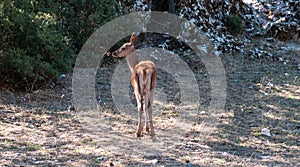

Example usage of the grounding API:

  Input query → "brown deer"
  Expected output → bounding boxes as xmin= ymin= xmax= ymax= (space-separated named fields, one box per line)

xmin=107 ymin=33 xmax=157 ymax=138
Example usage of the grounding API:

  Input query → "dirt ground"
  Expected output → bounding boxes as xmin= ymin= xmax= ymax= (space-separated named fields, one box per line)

xmin=0 ymin=39 xmax=299 ymax=166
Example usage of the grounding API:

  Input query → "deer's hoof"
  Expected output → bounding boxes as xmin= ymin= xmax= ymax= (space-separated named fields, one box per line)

xmin=150 ymin=133 xmax=155 ymax=138
xmin=136 ymin=132 xmax=142 ymax=137
xmin=145 ymin=127 xmax=150 ymax=133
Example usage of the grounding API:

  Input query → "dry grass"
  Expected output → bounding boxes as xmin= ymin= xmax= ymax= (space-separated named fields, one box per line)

xmin=0 ymin=41 xmax=299 ymax=166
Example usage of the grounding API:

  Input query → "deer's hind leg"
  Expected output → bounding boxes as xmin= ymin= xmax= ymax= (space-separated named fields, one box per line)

xmin=136 ymin=101 xmax=143 ymax=137
xmin=145 ymin=70 xmax=155 ymax=137
xmin=148 ymin=89 xmax=155 ymax=138
xmin=135 ymin=90 xmax=143 ymax=137
xmin=144 ymin=93 xmax=150 ymax=134
xmin=132 ymin=73 xmax=143 ymax=137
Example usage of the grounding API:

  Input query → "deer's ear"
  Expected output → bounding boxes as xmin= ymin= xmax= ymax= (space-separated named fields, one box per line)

xmin=130 ymin=33 xmax=136 ymax=44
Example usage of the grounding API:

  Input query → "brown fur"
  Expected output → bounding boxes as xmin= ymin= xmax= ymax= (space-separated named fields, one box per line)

xmin=110 ymin=33 xmax=157 ymax=138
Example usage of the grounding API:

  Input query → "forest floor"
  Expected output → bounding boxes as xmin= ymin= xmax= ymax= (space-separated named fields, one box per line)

xmin=0 ymin=38 xmax=299 ymax=166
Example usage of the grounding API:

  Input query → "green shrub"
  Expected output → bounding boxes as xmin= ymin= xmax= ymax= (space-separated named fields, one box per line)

xmin=225 ymin=15 xmax=243 ymax=35
xmin=0 ymin=0 xmax=118 ymax=91
xmin=0 ymin=0 xmax=74 ymax=91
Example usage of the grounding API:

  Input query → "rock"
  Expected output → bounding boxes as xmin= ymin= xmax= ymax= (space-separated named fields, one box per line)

xmin=147 ymin=159 xmax=159 ymax=164
xmin=97 ymin=156 xmax=105 ymax=161
xmin=266 ymin=22 xmax=300 ymax=41
xmin=178 ymin=0 xmax=299 ymax=57
xmin=198 ymin=110 xmax=207 ymax=115
xmin=261 ymin=128 xmax=271 ymax=136
xmin=126 ymin=0 xmax=299 ymax=58
xmin=67 ymin=105 xmax=76 ymax=112
xmin=260 ymin=155 xmax=270 ymax=159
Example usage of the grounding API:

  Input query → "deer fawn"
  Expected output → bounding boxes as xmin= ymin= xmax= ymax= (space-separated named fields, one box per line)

xmin=107 ymin=33 xmax=157 ymax=138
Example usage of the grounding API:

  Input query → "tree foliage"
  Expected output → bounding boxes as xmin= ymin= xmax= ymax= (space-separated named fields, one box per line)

xmin=0 ymin=0 xmax=117 ymax=91
xmin=225 ymin=15 xmax=243 ymax=36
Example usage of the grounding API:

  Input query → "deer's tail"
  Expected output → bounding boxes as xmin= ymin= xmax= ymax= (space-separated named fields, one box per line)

xmin=134 ymin=68 xmax=156 ymax=111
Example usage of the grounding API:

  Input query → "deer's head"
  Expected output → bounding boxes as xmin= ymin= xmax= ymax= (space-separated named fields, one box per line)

xmin=110 ymin=33 xmax=136 ymax=58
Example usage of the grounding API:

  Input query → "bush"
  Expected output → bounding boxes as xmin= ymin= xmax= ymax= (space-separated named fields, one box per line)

xmin=225 ymin=15 xmax=243 ymax=35
xmin=0 ymin=0 xmax=118 ymax=91
xmin=0 ymin=0 xmax=74 ymax=91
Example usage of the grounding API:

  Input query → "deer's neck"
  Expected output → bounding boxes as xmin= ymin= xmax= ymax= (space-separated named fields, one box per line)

xmin=125 ymin=52 xmax=138 ymax=73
